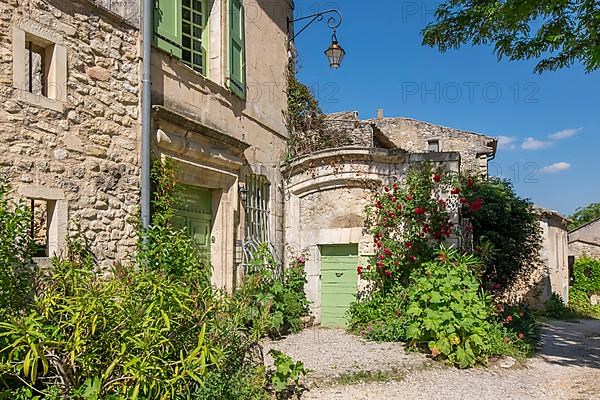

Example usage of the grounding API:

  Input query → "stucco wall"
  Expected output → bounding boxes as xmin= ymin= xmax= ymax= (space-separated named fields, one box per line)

xmin=0 ymin=0 xmax=140 ymax=268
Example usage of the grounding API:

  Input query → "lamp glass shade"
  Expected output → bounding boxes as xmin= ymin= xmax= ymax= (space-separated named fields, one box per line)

xmin=325 ymin=41 xmax=345 ymax=69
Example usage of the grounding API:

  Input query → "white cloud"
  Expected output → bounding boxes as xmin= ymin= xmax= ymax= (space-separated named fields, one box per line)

xmin=548 ymin=127 xmax=582 ymax=140
xmin=522 ymin=137 xmax=552 ymax=150
xmin=497 ymin=136 xmax=517 ymax=150
xmin=540 ymin=162 xmax=571 ymax=174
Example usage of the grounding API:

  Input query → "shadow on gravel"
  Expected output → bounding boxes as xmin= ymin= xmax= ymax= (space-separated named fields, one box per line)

xmin=537 ymin=319 xmax=600 ymax=369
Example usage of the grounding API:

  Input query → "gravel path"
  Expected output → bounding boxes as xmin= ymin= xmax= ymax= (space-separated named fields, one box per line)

xmin=264 ymin=319 xmax=600 ymax=400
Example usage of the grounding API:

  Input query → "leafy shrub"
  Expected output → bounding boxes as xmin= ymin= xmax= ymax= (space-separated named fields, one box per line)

xmin=403 ymin=247 xmax=496 ymax=368
xmin=362 ymin=164 xmax=461 ymax=289
xmin=267 ymin=349 xmax=307 ymax=399
xmin=459 ymin=176 xmax=543 ymax=295
xmin=239 ymin=245 xmax=310 ymax=337
xmin=572 ymin=257 xmax=600 ymax=295
xmin=0 ymin=164 xmax=308 ymax=399
xmin=347 ymin=286 xmax=407 ymax=342
xmin=0 ymin=179 xmax=35 ymax=316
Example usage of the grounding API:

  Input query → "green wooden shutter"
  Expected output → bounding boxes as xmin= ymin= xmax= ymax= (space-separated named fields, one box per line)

xmin=228 ymin=0 xmax=246 ymax=98
xmin=154 ymin=0 xmax=183 ymax=58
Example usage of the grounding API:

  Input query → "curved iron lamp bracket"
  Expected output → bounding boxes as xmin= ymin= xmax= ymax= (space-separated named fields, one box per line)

xmin=287 ymin=9 xmax=342 ymax=42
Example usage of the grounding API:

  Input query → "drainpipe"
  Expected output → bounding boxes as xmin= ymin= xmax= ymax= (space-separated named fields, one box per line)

xmin=140 ymin=0 xmax=153 ymax=229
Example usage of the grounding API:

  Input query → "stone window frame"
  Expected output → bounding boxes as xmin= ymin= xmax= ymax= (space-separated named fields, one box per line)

xmin=427 ymin=138 xmax=441 ymax=152
xmin=18 ymin=185 xmax=68 ymax=262
xmin=12 ymin=19 xmax=67 ymax=113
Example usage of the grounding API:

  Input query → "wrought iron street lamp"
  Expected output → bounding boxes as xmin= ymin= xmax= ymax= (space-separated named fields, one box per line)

xmin=287 ymin=9 xmax=346 ymax=69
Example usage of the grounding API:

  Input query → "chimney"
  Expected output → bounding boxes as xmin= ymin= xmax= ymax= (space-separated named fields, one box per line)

xmin=377 ymin=109 xmax=384 ymax=119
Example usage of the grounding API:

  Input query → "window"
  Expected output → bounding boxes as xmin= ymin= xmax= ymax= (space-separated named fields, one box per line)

xmin=29 ymin=199 xmax=52 ymax=257
xmin=428 ymin=139 xmax=440 ymax=152
xmin=244 ymin=175 xmax=270 ymax=243
xmin=228 ymin=0 xmax=246 ymax=98
xmin=20 ymin=186 xmax=67 ymax=260
xmin=25 ymin=41 xmax=46 ymax=96
xmin=154 ymin=0 xmax=208 ymax=75
xmin=12 ymin=20 xmax=67 ymax=111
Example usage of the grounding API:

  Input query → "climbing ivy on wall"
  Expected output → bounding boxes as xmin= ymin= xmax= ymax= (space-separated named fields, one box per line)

xmin=285 ymin=60 xmax=352 ymax=160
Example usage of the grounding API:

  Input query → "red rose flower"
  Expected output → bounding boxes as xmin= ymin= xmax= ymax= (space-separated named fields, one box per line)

xmin=438 ymin=199 xmax=447 ymax=207
xmin=469 ymin=198 xmax=483 ymax=212
xmin=414 ymin=207 xmax=426 ymax=215
xmin=505 ymin=315 xmax=513 ymax=323
xmin=433 ymin=174 xmax=442 ymax=182
xmin=394 ymin=260 xmax=399 ymax=266
xmin=405 ymin=241 xmax=413 ymax=249
xmin=384 ymin=186 xmax=389 ymax=192
xmin=467 ymin=178 xmax=474 ymax=188
xmin=451 ymin=188 xmax=460 ymax=195
xmin=518 ymin=332 xmax=525 ymax=339
xmin=459 ymin=197 xmax=468 ymax=204
xmin=378 ymin=255 xmax=385 ymax=261
xmin=405 ymin=193 xmax=414 ymax=201
xmin=383 ymin=248 xmax=392 ymax=256
xmin=376 ymin=241 xmax=382 ymax=249
xmin=392 ymin=183 xmax=398 ymax=189
xmin=357 ymin=266 xmax=363 ymax=275
xmin=410 ymin=255 xmax=417 ymax=262
xmin=384 ymin=270 xmax=392 ymax=278
xmin=397 ymin=204 xmax=402 ymax=210
xmin=376 ymin=262 xmax=383 ymax=268
xmin=375 ymin=201 xmax=382 ymax=209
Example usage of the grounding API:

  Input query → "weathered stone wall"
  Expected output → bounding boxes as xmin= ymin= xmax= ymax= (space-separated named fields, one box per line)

xmin=569 ymin=241 xmax=600 ymax=260
xmin=369 ymin=117 xmax=496 ymax=176
xmin=0 ymin=0 xmax=141 ymax=268
xmin=569 ymin=219 xmax=600 ymax=260
xmin=324 ymin=112 xmax=373 ymax=147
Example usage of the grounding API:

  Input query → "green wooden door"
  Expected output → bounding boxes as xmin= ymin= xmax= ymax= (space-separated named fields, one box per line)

xmin=174 ymin=185 xmax=212 ymax=258
xmin=320 ymin=244 xmax=359 ymax=327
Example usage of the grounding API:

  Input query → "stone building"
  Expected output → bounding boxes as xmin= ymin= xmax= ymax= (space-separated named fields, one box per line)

xmin=0 ymin=0 xmax=141 ymax=268
xmin=1 ymin=0 xmax=292 ymax=286
xmin=569 ymin=217 xmax=600 ymax=261
xmin=322 ymin=111 xmax=498 ymax=177
xmin=283 ymin=136 xmax=462 ymax=326
xmin=151 ymin=0 xmax=292 ymax=290
xmin=507 ymin=207 xmax=570 ymax=307
xmin=369 ymin=114 xmax=497 ymax=176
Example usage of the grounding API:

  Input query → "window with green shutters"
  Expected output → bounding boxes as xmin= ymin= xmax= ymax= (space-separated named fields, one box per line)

xmin=228 ymin=0 xmax=246 ymax=98
xmin=154 ymin=0 xmax=207 ymax=75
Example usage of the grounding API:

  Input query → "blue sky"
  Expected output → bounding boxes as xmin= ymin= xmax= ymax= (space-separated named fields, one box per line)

xmin=292 ymin=1 xmax=600 ymax=215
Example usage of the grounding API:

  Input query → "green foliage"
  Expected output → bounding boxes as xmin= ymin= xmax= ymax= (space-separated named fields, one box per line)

xmin=568 ymin=202 xmax=600 ymax=231
xmin=459 ymin=176 xmax=543 ymax=295
xmin=267 ymin=350 xmax=307 ymax=399
xmin=572 ymin=257 xmax=600 ymax=295
xmin=0 ymin=179 xmax=36 ymax=316
xmin=363 ymin=164 xmax=460 ymax=288
xmin=422 ymin=0 xmax=600 ymax=73
xmin=0 ymin=168 xmax=309 ymax=398
xmin=403 ymin=247 xmax=496 ymax=368
xmin=239 ymin=245 xmax=310 ymax=338
xmin=137 ymin=159 xmax=211 ymax=282
xmin=347 ymin=286 xmax=407 ymax=342
xmin=285 ymin=61 xmax=352 ymax=160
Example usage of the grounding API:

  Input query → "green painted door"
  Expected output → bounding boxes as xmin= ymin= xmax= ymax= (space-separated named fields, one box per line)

xmin=320 ymin=244 xmax=359 ymax=327
xmin=174 ymin=185 xmax=212 ymax=258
